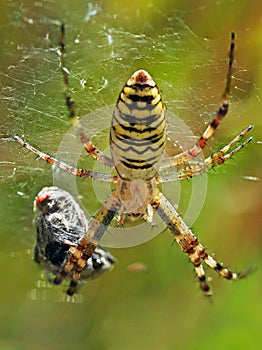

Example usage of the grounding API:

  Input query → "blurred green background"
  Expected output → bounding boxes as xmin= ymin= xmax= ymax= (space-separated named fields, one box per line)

xmin=0 ymin=1 xmax=261 ymax=349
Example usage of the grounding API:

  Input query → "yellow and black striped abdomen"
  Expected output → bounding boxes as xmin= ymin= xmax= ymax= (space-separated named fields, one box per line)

xmin=110 ymin=70 xmax=166 ymax=180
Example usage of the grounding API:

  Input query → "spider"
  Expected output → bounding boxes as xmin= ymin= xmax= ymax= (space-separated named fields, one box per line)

xmin=34 ymin=186 xmax=115 ymax=295
xmin=14 ymin=24 xmax=253 ymax=296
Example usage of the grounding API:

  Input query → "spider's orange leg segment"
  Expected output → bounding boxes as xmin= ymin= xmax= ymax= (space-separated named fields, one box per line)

xmin=152 ymin=190 xmax=250 ymax=296
xmin=160 ymin=125 xmax=253 ymax=182
xmin=59 ymin=23 xmax=115 ymax=169
xmin=54 ymin=191 xmax=121 ymax=295
xmin=13 ymin=134 xmax=117 ymax=183
xmin=161 ymin=32 xmax=236 ymax=170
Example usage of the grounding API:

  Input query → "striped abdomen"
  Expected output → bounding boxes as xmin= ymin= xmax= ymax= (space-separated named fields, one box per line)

xmin=110 ymin=70 xmax=166 ymax=181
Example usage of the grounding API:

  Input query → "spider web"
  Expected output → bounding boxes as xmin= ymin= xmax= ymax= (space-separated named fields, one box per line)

xmin=0 ymin=1 xmax=258 ymax=250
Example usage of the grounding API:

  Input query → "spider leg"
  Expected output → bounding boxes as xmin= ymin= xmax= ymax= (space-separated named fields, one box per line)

xmin=13 ymin=134 xmax=117 ymax=183
xmin=152 ymin=190 xmax=250 ymax=296
xmin=54 ymin=191 xmax=121 ymax=295
xmin=59 ymin=23 xmax=114 ymax=169
xmin=160 ymin=125 xmax=253 ymax=182
xmin=161 ymin=33 xmax=236 ymax=170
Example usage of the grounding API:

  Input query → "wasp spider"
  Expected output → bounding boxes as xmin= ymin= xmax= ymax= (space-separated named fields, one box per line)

xmin=14 ymin=25 xmax=253 ymax=296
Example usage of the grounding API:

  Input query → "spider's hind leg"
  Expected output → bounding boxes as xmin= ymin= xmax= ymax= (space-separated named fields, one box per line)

xmin=54 ymin=191 xmax=121 ymax=295
xmin=67 ymin=280 xmax=79 ymax=296
xmin=152 ymin=190 xmax=250 ymax=296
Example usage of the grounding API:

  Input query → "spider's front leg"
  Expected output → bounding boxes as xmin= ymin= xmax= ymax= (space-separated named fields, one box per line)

xmin=161 ymin=32 xmax=236 ymax=171
xmin=59 ymin=23 xmax=114 ymax=169
xmin=54 ymin=190 xmax=121 ymax=296
xmin=151 ymin=190 xmax=249 ymax=296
